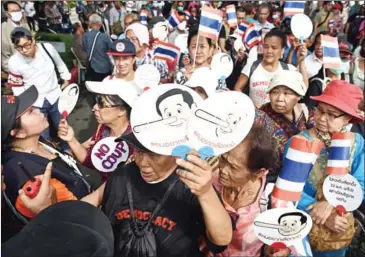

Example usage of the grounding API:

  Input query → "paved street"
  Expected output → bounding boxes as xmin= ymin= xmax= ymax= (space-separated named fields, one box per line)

xmin=68 ymin=90 xmax=97 ymax=142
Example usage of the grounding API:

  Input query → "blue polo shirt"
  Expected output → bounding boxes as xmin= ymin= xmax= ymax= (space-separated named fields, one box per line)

xmin=82 ymin=29 xmax=113 ymax=74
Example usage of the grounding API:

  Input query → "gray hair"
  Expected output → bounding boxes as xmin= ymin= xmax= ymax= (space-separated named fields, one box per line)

xmin=89 ymin=14 xmax=102 ymax=25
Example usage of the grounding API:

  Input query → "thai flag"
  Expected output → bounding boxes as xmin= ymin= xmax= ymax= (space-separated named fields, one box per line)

xmin=226 ymin=4 xmax=237 ymax=28
xmin=321 ymin=35 xmax=342 ymax=69
xmin=168 ymin=10 xmax=184 ymax=28
xmin=234 ymin=21 xmax=252 ymax=37
xmin=328 ymin=19 xmax=335 ymax=27
xmin=326 ymin=133 xmax=353 ymax=175
xmin=283 ymin=1 xmax=305 ymax=17
xmin=153 ymin=41 xmax=180 ymax=62
xmin=272 ymin=137 xmax=323 ymax=201
xmin=140 ymin=10 xmax=148 ymax=25
xmin=199 ymin=6 xmax=224 ymax=40
xmin=243 ymin=26 xmax=261 ymax=49
xmin=184 ymin=10 xmax=191 ymax=19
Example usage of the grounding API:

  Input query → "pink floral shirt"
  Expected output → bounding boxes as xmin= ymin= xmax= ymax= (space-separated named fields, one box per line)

xmin=212 ymin=176 xmax=266 ymax=257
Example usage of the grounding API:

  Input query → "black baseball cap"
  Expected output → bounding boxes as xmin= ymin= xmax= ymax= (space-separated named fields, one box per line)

xmin=1 ymin=85 xmax=38 ymax=141
xmin=107 ymin=39 xmax=136 ymax=56
xmin=2 ymin=201 xmax=114 ymax=257
xmin=115 ymin=132 xmax=152 ymax=153
xmin=147 ymin=16 xmax=165 ymax=29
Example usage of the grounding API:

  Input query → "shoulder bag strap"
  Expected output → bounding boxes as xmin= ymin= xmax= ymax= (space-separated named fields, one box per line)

xmin=145 ymin=178 xmax=178 ymax=228
xmin=126 ymin=174 xmax=136 ymax=221
xmin=317 ymin=11 xmax=331 ymax=28
xmin=41 ymin=43 xmax=60 ymax=80
xmin=88 ymin=32 xmax=101 ymax=62
xmin=125 ymin=172 xmax=179 ymax=229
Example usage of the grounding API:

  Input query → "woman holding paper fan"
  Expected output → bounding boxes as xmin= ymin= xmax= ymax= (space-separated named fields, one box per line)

xmin=1 ymin=86 xmax=101 ymax=228
xmin=283 ymin=80 xmax=364 ymax=257
xmin=58 ymin=80 xmax=137 ymax=182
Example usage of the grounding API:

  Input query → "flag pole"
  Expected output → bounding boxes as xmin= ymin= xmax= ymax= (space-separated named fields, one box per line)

xmin=192 ymin=33 xmax=200 ymax=69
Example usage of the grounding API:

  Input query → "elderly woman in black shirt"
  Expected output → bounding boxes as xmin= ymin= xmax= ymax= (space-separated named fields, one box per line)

xmin=83 ymin=132 xmax=233 ymax=257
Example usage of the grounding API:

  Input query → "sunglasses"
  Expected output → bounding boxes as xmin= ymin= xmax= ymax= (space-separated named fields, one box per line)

xmin=93 ymin=95 xmax=120 ymax=109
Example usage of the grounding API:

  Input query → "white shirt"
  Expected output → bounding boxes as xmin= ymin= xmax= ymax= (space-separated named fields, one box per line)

xmin=353 ymin=57 xmax=364 ymax=90
xmin=23 ymin=2 xmax=36 ymax=17
xmin=256 ymin=21 xmax=275 ymax=31
xmin=304 ymin=53 xmax=323 ymax=79
xmin=8 ymin=43 xmax=71 ymax=107
xmin=242 ymin=61 xmax=296 ymax=107
xmin=109 ymin=7 xmax=126 ymax=30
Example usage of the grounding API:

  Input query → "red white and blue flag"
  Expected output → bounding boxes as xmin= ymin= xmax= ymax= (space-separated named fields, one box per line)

xmin=326 ymin=133 xmax=353 ymax=175
xmin=226 ymin=5 xmax=237 ymax=28
xmin=283 ymin=1 xmax=305 ymax=17
xmin=153 ymin=41 xmax=180 ymax=62
xmin=328 ymin=19 xmax=335 ymax=27
xmin=198 ymin=6 xmax=223 ymax=40
xmin=235 ymin=21 xmax=252 ymax=37
xmin=321 ymin=35 xmax=342 ymax=69
xmin=272 ymin=137 xmax=323 ymax=201
xmin=168 ymin=10 xmax=184 ymax=28
xmin=140 ymin=10 xmax=148 ymax=25
xmin=184 ymin=10 xmax=191 ymax=19
xmin=243 ymin=26 xmax=261 ymax=49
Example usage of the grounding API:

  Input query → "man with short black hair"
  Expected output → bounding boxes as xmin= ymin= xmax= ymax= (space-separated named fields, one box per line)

xmin=236 ymin=6 xmax=246 ymax=25
xmin=1 ymin=1 xmax=29 ymax=72
xmin=7 ymin=27 xmax=71 ymax=149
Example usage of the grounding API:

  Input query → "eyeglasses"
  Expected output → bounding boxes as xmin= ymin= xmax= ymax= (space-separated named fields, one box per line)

xmin=15 ymin=41 xmax=32 ymax=51
xmin=313 ymin=107 xmax=347 ymax=122
xmin=93 ymin=95 xmax=120 ymax=109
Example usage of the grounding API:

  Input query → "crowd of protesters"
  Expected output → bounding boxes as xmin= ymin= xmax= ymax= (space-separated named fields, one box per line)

xmin=1 ymin=1 xmax=365 ymax=257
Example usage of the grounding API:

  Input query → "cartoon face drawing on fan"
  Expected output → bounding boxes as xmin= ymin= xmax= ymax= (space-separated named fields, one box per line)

xmin=132 ymin=88 xmax=197 ymax=134
xmin=217 ymin=112 xmax=242 ymax=136
xmin=194 ymin=108 xmax=242 ymax=138
xmin=277 ymin=212 xmax=308 ymax=236
xmin=156 ymin=88 xmax=196 ymax=127
xmin=254 ymin=212 xmax=308 ymax=237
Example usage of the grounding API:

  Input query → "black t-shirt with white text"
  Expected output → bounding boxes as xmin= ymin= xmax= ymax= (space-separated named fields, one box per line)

xmin=101 ymin=162 xmax=229 ymax=257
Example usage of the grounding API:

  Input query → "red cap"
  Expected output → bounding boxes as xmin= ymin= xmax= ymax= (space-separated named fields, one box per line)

xmin=271 ymin=242 xmax=287 ymax=252
xmin=333 ymin=3 xmax=342 ymax=10
xmin=310 ymin=80 xmax=364 ymax=124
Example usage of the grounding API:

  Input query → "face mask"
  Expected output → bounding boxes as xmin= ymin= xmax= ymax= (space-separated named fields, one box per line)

xmin=177 ymin=6 xmax=184 ymax=12
xmin=341 ymin=60 xmax=350 ymax=73
xmin=10 ymin=11 xmax=22 ymax=22
xmin=272 ymin=14 xmax=279 ymax=19
xmin=329 ymin=67 xmax=344 ymax=75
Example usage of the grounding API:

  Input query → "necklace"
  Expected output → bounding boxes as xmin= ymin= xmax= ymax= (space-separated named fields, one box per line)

xmin=12 ymin=143 xmax=55 ymax=159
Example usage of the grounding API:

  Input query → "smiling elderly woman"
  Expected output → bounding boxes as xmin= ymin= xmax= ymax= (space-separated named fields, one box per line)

xmin=255 ymin=70 xmax=314 ymax=179
xmin=82 ymin=132 xmax=234 ymax=257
